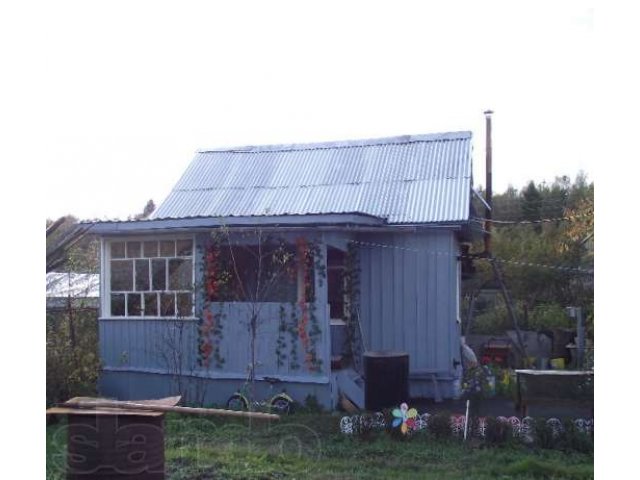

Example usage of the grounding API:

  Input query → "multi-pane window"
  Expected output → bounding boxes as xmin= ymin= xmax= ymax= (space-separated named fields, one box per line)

xmin=108 ymin=239 xmax=194 ymax=317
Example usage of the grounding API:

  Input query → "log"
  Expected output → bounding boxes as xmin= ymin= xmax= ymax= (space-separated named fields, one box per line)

xmin=60 ymin=399 xmax=280 ymax=421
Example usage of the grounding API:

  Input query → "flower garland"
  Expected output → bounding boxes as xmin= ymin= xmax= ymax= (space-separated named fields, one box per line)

xmin=197 ymin=242 xmax=225 ymax=369
xmin=295 ymin=237 xmax=324 ymax=373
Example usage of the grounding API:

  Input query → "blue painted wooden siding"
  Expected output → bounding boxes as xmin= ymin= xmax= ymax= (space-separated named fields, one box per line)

xmin=100 ymin=302 xmax=330 ymax=380
xmin=100 ymin=232 xmax=330 ymax=383
xmin=358 ymin=231 xmax=461 ymax=376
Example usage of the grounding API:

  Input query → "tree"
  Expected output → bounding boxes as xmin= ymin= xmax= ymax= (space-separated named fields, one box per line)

xmin=46 ymin=216 xmax=98 ymax=273
xmin=132 ymin=199 xmax=156 ymax=220
xmin=465 ymin=174 xmax=594 ymax=337
xmin=521 ymin=181 xmax=543 ymax=231
xmin=46 ymin=217 xmax=100 ymax=406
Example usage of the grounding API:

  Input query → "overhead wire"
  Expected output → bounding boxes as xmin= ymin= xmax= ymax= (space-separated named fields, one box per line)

xmin=348 ymin=239 xmax=594 ymax=276
xmin=470 ymin=211 xmax=593 ymax=225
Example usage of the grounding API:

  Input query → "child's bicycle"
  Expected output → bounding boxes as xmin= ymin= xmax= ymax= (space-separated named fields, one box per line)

xmin=226 ymin=374 xmax=294 ymax=414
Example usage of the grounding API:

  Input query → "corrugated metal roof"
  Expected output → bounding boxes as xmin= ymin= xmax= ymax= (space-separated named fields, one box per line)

xmin=151 ymin=131 xmax=473 ymax=225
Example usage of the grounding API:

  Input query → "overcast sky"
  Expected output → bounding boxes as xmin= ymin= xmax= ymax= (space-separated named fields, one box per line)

xmin=32 ymin=0 xmax=594 ymax=220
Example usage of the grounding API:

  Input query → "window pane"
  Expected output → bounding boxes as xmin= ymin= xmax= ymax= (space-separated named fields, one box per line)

xmin=135 ymin=259 xmax=150 ymax=291
xmin=169 ymin=259 xmax=192 ymax=290
xmin=111 ymin=260 xmax=133 ymax=291
xmin=176 ymin=239 xmax=193 ymax=257
xmin=160 ymin=293 xmax=175 ymax=316
xmin=144 ymin=293 xmax=158 ymax=317
xmin=127 ymin=293 xmax=142 ymax=316
xmin=328 ymin=268 xmax=345 ymax=319
xmin=160 ymin=240 xmax=175 ymax=257
xmin=177 ymin=293 xmax=193 ymax=317
xmin=111 ymin=294 xmax=125 ymax=316
xmin=152 ymin=259 xmax=166 ymax=291
xmin=127 ymin=241 xmax=141 ymax=258
xmin=143 ymin=241 xmax=158 ymax=257
xmin=111 ymin=242 xmax=125 ymax=259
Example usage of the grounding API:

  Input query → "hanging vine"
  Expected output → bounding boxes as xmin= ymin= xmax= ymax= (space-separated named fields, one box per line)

xmin=196 ymin=232 xmax=327 ymax=374
xmin=295 ymin=237 xmax=325 ymax=373
xmin=197 ymin=240 xmax=227 ymax=369
xmin=287 ymin=300 xmax=300 ymax=371
xmin=275 ymin=304 xmax=288 ymax=368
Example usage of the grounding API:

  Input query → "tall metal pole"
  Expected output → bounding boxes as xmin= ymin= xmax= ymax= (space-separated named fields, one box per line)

xmin=484 ymin=110 xmax=493 ymax=255
xmin=482 ymin=110 xmax=527 ymax=362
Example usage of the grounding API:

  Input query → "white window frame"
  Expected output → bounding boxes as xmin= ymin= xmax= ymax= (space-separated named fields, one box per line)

xmin=102 ymin=235 xmax=196 ymax=319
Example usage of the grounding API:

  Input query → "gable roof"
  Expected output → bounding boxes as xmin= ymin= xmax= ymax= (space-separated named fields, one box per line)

xmin=151 ymin=131 xmax=473 ymax=225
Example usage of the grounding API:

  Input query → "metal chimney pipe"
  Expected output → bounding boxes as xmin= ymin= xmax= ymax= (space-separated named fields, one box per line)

xmin=484 ymin=110 xmax=493 ymax=255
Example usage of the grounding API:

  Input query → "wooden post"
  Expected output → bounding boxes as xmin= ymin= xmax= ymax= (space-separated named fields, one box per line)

xmin=484 ymin=110 xmax=493 ymax=256
xmin=490 ymin=258 xmax=528 ymax=361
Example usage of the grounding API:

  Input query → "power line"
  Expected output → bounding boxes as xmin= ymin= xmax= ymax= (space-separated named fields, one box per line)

xmin=471 ymin=211 xmax=593 ymax=226
xmin=349 ymin=240 xmax=594 ymax=276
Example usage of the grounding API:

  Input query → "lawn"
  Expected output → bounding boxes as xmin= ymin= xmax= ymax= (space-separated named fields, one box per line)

xmin=46 ymin=412 xmax=593 ymax=479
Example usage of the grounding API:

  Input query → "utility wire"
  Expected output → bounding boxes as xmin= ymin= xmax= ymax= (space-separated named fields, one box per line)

xmin=349 ymin=240 xmax=594 ymax=276
xmin=470 ymin=211 xmax=593 ymax=226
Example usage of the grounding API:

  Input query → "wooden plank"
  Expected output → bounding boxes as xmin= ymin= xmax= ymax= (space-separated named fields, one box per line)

xmin=403 ymin=236 xmax=418 ymax=371
xmin=47 ymin=395 xmax=182 ymax=417
xmin=434 ymin=233 xmax=449 ymax=371
xmin=392 ymin=238 xmax=403 ymax=351
xmin=381 ymin=237 xmax=393 ymax=350
xmin=58 ymin=398 xmax=280 ymax=421
xmin=417 ymin=236 xmax=430 ymax=368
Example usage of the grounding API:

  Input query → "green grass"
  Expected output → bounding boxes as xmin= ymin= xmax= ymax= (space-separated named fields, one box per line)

xmin=47 ymin=413 xmax=593 ymax=479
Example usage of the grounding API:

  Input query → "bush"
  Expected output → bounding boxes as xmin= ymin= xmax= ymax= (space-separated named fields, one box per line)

xmin=298 ymin=394 xmax=323 ymax=413
xmin=532 ymin=418 xmax=557 ymax=449
xmin=529 ymin=304 xmax=573 ymax=331
xmin=428 ymin=411 xmax=453 ymax=439
xmin=556 ymin=419 xmax=594 ymax=454
xmin=483 ymin=417 xmax=513 ymax=445
xmin=46 ymin=309 xmax=100 ymax=406
xmin=472 ymin=302 xmax=511 ymax=335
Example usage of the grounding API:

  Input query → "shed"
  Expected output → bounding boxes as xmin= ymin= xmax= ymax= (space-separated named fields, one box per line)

xmin=91 ymin=131 xmax=476 ymax=409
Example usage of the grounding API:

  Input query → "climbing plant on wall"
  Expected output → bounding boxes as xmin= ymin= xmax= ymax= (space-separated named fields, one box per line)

xmin=197 ymin=239 xmax=228 ymax=369
xmin=196 ymin=230 xmax=326 ymax=374
xmin=296 ymin=237 xmax=325 ymax=373
xmin=275 ymin=237 xmax=326 ymax=373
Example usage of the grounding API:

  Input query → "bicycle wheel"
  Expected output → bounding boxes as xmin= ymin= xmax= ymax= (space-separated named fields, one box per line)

xmin=270 ymin=396 xmax=292 ymax=414
xmin=227 ymin=394 xmax=248 ymax=411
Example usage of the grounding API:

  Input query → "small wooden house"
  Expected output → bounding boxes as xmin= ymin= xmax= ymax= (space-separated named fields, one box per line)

xmin=92 ymin=132 xmax=476 ymax=409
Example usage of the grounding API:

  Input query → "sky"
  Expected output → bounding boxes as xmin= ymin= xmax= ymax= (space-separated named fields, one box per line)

xmin=26 ymin=0 xmax=595 ymax=221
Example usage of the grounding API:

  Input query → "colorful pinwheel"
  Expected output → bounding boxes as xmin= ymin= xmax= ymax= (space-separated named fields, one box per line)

xmin=392 ymin=403 xmax=418 ymax=434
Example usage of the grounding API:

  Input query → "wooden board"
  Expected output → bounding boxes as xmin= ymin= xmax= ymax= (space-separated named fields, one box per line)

xmin=46 ymin=396 xmax=181 ymax=417
xmin=515 ymin=369 xmax=594 ymax=376
xmin=47 ymin=395 xmax=280 ymax=421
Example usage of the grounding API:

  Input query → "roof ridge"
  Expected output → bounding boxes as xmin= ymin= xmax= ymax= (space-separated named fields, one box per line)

xmin=197 ymin=131 xmax=472 ymax=154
